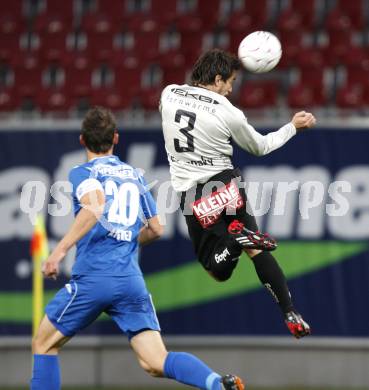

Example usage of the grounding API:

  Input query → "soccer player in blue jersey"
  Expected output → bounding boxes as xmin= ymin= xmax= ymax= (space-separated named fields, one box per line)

xmin=30 ymin=107 xmax=244 ymax=390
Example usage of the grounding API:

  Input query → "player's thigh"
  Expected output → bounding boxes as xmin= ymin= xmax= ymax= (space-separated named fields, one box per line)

xmin=130 ymin=330 xmax=168 ymax=376
xmin=223 ymin=187 xmax=259 ymax=232
xmin=32 ymin=315 xmax=70 ymax=354
xmin=46 ymin=277 xmax=111 ymax=338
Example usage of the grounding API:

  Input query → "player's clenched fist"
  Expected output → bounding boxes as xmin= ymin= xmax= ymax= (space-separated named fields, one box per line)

xmin=42 ymin=255 xmax=61 ymax=280
xmin=291 ymin=111 xmax=316 ymax=130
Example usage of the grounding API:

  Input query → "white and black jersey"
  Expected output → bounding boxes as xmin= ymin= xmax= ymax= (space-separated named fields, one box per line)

xmin=160 ymin=84 xmax=296 ymax=192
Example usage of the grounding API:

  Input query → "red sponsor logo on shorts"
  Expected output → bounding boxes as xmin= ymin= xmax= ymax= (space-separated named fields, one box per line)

xmin=191 ymin=180 xmax=244 ymax=228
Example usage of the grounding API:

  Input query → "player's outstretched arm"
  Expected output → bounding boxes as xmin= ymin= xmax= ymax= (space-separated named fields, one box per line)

xmin=138 ymin=216 xmax=164 ymax=246
xmin=231 ymin=110 xmax=316 ymax=157
xmin=42 ymin=189 xmax=105 ymax=279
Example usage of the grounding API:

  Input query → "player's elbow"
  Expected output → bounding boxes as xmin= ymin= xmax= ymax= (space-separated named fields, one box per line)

xmin=252 ymin=145 xmax=267 ymax=157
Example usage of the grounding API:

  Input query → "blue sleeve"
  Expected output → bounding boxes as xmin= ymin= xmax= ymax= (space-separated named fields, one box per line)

xmin=68 ymin=166 xmax=91 ymax=198
xmin=138 ymin=174 xmax=157 ymax=219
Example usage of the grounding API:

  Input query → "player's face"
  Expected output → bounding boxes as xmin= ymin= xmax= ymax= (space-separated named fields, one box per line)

xmin=218 ymin=71 xmax=237 ymax=96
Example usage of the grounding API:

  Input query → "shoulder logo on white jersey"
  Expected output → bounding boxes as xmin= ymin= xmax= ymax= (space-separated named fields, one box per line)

xmin=171 ymin=88 xmax=219 ymax=104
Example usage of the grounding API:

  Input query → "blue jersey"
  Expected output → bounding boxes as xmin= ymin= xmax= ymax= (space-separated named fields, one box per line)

xmin=68 ymin=155 xmax=157 ymax=277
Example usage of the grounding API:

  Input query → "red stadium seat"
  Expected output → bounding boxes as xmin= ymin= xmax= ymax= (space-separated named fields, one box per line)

xmin=34 ymin=13 xmax=72 ymax=32
xmin=276 ymin=9 xmax=306 ymax=67
xmin=178 ymin=30 xmax=205 ymax=66
xmin=150 ymin=0 xmax=177 ymax=23
xmin=158 ymin=50 xmax=188 ymax=85
xmin=336 ymin=85 xmax=364 ymax=108
xmin=0 ymin=86 xmax=19 ymax=111
xmin=138 ymin=86 xmax=162 ymax=110
xmin=90 ymin=87 xmax=131 ymax=110
xmin=243 ymin=0 xmax=268 ymax=28
xmin=126 ymin=13 xmax=160 ymax=32
xmin=1 ymin=0 xmax=24 ymax=19
xmin=363 ymin=87 xmax=369 ymax=106
xmin=336 ymin=0 xmax=365 ymax=29
xmin=115 ymin=60 xmax=143 ymax=96
xmin=161 ymin=67 xmax=188 ymax=86
xmin=34 ymin=15 xmax=71 ymax=61
xmin=63 ymin=54 xmax=93 ymax=97
xmin=295 ymin=48 xmax=326 ymax=87
xmin=238 ymin=80 xmax=278 ymax=109
xmin=174 ymin=13 xmax=204 ymax=62
xmin=132 ymin=32 xmax=161 ymax=61
xmin=196 ymin=0 xmax=221 ymax=30
xmin=159 ymin=50 xmax=186 ymax=69
xmin=295 ymin=47 xmax=325 ymax=67
xmin=159 ymin=49 xmax=188 ymax=85
xmin=175 ymin=13 xmax=203 ymax=33
xmin=340 ymin=49 xmax=369 ymax=102
xmin=290 ymin=0 xmax=316 ymax=28
xmin=12 ymin=53 xmax=42 ymax=97
xmin=0 ymin=33 xmax=21 ymax=62
xmin=326 ymin=8 xmax=352 ymax=32
xmin=80 ymin=14 xmax=119 ymax=61
xmin=341 ymin=46 xmax=368 ymax=67
xmin=44 ymin=0 xmax=74 ymax=21
xmin=322 ymin=9 xmax=353 ymax=66
xmin=0 ymin=13 xmax=22 ymax=34
xmin=80 ymin=13 xmax=116 ymax=34
xmin=277 ymin=8 xmax=304 ymax=32
xmin=324 ymin=31 xmax=353 ymax=67
xmin=0 ymin=14 xmax=23 ymax=61
xmin=288 ymin=83 xmax=326 ymax=108
xmin=96 ymin=0 xmax=125 ymax=21
xmin=228 ymin=30 xmax=249 ymax=55
xmin=278 ymin=30 xmax=304 ymax=67
xmin=225 ymin=11 xmax=254 ymax=34
xmin=345 ymin=59 xmax=369 ymax=88
xmin=36 ymin=87 xmax=70 ymax=112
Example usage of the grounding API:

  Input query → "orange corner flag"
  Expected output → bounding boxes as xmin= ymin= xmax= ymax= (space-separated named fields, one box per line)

xmin=31 ymin=215 xmax=49 ymax=336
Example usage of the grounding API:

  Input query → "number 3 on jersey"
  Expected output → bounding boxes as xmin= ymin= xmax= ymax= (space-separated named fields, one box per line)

xmin=174 ymin=109 xmax=197 ymax=153
xmin=105 ymin=181 xmax=140 ymax=226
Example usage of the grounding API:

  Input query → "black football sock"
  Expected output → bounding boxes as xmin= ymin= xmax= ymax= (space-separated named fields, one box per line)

xmin=251 ymin=252 xmax=295 ymax=313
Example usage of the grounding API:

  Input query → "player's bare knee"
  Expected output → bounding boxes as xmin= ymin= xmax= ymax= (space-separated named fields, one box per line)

xmin=215 ymin=274 xmax=231 ymax=282
xmin=32 ymin=335 xmax=49 ymax=355
xmin=31 ymin=336 xmax=39 ymax=354
xmin=146 ymin=365 xmax=164 ymax=378
xmin=138 ymin=358 xmax=164 ymax=377
xmin=32 ymin=333 xmax=62 ymax=355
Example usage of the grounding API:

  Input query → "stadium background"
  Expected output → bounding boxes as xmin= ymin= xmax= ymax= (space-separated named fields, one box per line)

xmin=0 ymin=0 xmax=368 ymax=388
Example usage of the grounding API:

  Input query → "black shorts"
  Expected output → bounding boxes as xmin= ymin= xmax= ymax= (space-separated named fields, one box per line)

xmin=180 ymin=168 xmax=259 ymax=271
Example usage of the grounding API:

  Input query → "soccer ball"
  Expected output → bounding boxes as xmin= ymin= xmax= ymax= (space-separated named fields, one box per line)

xmin=238 ymin=31 xmax=282 ymax=73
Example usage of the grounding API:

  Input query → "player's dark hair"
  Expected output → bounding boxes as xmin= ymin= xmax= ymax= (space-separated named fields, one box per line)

xmin=190 ymin=49 xmax=241 ymax=86
xmin=81 ymin=106 xmax=117 ymax=153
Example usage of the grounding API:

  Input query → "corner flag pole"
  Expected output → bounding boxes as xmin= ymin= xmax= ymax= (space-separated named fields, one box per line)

xmin=31 ymin=215 xmax=49 ymax=337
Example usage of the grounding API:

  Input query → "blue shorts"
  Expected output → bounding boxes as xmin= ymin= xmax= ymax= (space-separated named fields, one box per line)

xmin=45 ymin=274 xmax=161 ymax=340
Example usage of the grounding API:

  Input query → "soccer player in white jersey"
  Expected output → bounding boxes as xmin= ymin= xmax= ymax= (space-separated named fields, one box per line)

xmin=160 ymin=49 xmax=315 ymax=338
xmin=30 ymin=107 xmax=244 ymax=390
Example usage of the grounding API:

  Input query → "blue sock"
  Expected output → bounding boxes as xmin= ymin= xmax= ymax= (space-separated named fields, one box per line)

xmin=164 ymin=351 xmax=221 ymax=390
xmin=30 ymin=354 xmax=60 ymax=390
